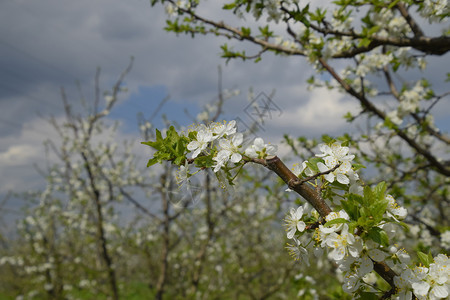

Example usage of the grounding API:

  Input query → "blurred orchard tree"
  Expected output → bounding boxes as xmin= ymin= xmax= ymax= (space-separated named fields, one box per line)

xmin=140 ymin=0 xmax=449 ymax=299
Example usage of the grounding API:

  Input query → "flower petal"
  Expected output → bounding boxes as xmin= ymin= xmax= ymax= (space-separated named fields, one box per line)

xmin=336 ymin=173 xmax=349 ymax=185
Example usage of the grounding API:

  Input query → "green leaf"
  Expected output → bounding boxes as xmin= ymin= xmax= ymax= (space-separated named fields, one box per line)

xmin=290 ymin=4 xmax=310 ymax=27
xmin=156 ymin=128 xmax=163 ymax=142
xmin=341 ymin=198 xmax=359 ymax=220
xmin=188 ymin=131 xmax=197 ymax=139
xmin=195 ymin=155 xmax=214 ymax=168
xmin=370 ymin=199 xmax=389 ymax=223
xmin=348 ymin=193 xmax=364 ymax=205
xmin=324 ymin=218 xmax=348 ymax=227
xmin=358 ymin=38 xmax=371 ymax=48
xmin=373 ymin=182 xmax=387 ymax=200
xmin=146 ymin=157 xmax=159 ymax=167
xmin=417 ymin=251 xmax=433 ymax=267
xmin=347 ymin=221 xmax=358 ymax=235
xmin=321 ymin=135 xmax=334 ymax=144
xmin=258 ymin=25 xmax=273 ymax=38
xmin=241 ymin=27 xmax=251 ymax=37
xmin=344 ymin=112 xmax=354 ymax=122
xmin=367 ymin=25 xmax=380 ymax=36
xmin=141 ymin=140 xmax=160 ymax=151
xmin=361 ymin=14 xmax=373 ymax=26
xmin=363 ymin=185 xmax=374 ymax=206
xmin=173 ymin=156 xmax=185 ymax=166
xmin=387 ymin=0 xmax=401 ymax=9
xmin=305 ymin=157 xmax=323 ymax=173
xmin=367 ymin=227 xmax=389 ymax=247
xmin=222 ymin=3 xmax=236 ymax=10
xmin=359 ymin=292 xmax=379 ymax=300
xmin=142 ymin=126 xmax=191 ymax=168
xmin=352 ymin=163 xmax=366 ymax=171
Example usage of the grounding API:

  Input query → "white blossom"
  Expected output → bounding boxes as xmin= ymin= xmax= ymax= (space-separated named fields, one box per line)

xmin=187 ymin=129 xmax=213 ymax=158
xmin=211 ymin=120 xmax=237 ymax=140
xmin=286 ymin=238 xmax=310 ymax=265
xmin=440 ymin=230 xmax=450 ymax=248
xmin=386 ymin=194 xmax=407 ymax=220
xmin=244 ymin=137 xmax=277 ymax=158
xmin=315 ymin=142 xmax=356 ymax=185
xmin=386 ymin=110 xmax=403 ymax=126
xmin=212 ymin=133 xmax=243 ymax=172
xmin=320 ymin=210 xmax=349 ymax=234
xmin=285 ymin=205 xmax=306 ymax=239
xmin=326 ymin=224 xmax=362 ymax=261
xmin=175 ymin=163 xmax=190 ymax=186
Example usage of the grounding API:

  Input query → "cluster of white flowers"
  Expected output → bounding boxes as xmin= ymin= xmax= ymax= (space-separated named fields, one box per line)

xmin=213 ymin=133 xmax=243 ymax=172
xmin=316 ymin=142 xmax=358 ymax=185
xmin=286 ymin=205 xmax=382 ymax=293
xmin=247 ymin=0 xmax=301 ymax=23
xmin=175 ymin=163 xmax=190 ymax=186
xmin=285 ymin=142 xmax=360 ymax=196
xmin=284 ymin=195 xmax=447 ymax=298
xmin=185 ymin=120 xmax=278 ymax=174
xmin=394 ymin=47 xmax=427 ymax=71
xmin=186 ymin=120 xmax=241 ymax=172
xmin=441 ymin=230 xmax=450 ymax=248
xmin=317 ymin=211 xmax=366 ymax=263
xmin=274 ymin=36 xmax=299 ymax=50
xmin=264 ymin=0 xmax=283 ymax=23
xmin=330 ymin=10 xmax=353 ymax=32
xmin=398 ymin=81 xmax=428 ymax=115
xmin=395 ymin=254 xmax=449 ymax=299
xmin=388 ymin=16 xmax=408 ymax=35
xmin=371 ymin=8 xmax=411 ymax=38
xmin=419 ymin=0 xmax=449 ymax=23
xmin=285 ymin=205 xmax=307 ymax=239
xmin=165 ymin=0 xmax=190 ymax=17
xmin=244 ymin=137 xmax=277 ymax=159
xmin=322 ymin=37 xmax=353 ymax=60
xmin=386 ymin=194 xmax=408 ymax=221
xmin=281 ymin=142 xmax=448 ymax=297
xmin=355 ymin=52 xmax=393 ymax=77
xmin=386 ymin=80 xmax=430 ymax=127
xmin=284 ymin=203 xmax=310 ymax=264
xmin=304 ymin=204 xmax=442 ymax=297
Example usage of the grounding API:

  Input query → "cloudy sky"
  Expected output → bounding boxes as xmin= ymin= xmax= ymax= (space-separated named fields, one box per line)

xmin=0 ymin=0 xmax=448 ymax=218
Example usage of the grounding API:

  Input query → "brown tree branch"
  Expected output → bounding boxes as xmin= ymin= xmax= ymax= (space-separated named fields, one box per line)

xmin=81 ymin=150 xmax=119 ymax=300
xmin=171 ymin=2 xmax=305 ymax=56
xmin=396 ymin=3 xmax=424 ymax=38
xmin=280 ymin=4 xmax=449 ymax=56
xmin=155 ymin=173 xmax=170 ymax=300
xmin=249 ymin=156 xmax=332 ymax=218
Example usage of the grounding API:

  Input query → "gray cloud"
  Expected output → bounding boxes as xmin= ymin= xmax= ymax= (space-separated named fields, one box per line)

xmin=98 ymin=9 xmax=150 ymax=41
